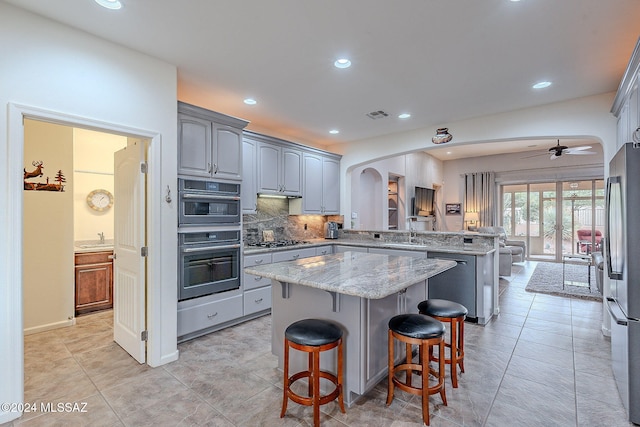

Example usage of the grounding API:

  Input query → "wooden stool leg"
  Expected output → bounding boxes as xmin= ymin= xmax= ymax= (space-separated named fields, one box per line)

xmin=337 ymin=340 xmax=346 ymax=413
xmin=438 ymin=339 xmax=447 ymax=406
xmin=386 ymin=329 xmax=394 ymax=405
xmin=280 ymin=339 xmax=289 ymax=418
xmin=420 ymin=341 xmax=430 ymax=426
xmin=459 ymin=318 xmax=465 ymax=374
xmin=312 ymin=347 xmax=320 ymax=427
xmin=307 ymin=351 xmax=313 ymax=397
xmin=406 ymin=342 xmax=412 ymax=386
xmin=450 ymin=318 xmax=459 ymax=388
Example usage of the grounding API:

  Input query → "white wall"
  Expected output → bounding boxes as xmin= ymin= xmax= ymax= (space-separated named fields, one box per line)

xmin=0 ymin=4 xmax=178 ymax=422
xmin=351 ymin=152 xmax=443 ymax=230
xmin=73 ymin=128 xmax=127 ymax=241
xmin=333 ymin=92 xmax=618 ymax=231
xmin=23 ymin=120 xmax=75 ymax=333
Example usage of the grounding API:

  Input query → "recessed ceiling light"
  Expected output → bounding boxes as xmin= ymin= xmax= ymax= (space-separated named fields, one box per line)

xmin=532 ymin=81 xmax=552 ymax=89
xmin=329 ymin=129 xmax=339 ymax=134
xmin=243 ymin=98 xmax=257 ymax=105
xmin=95 ymin=0 xmax=123 ymax=10
xmin=398 ymin=113 xmax=411 ymax=119
xmin=334 ymin=58 xmax=351 ymax=69
xmin=446 ymin=151 xmax=452 ymax=155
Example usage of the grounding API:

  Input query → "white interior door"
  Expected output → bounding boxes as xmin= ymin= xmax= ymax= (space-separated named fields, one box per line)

xmin=113 ymin=141 xmax=146 ymax=363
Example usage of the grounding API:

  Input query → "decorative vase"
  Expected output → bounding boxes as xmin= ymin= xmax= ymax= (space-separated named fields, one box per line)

xmin=432 ymin=128 xmax=452 ymax=144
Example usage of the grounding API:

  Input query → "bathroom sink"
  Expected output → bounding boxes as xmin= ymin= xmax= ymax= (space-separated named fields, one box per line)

xmin=78 ymin=243 xmax=113 ymax=249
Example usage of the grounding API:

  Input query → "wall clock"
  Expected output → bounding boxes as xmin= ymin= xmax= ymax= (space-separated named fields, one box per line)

xmin=86 ymin=189 xmax=113 ymax=211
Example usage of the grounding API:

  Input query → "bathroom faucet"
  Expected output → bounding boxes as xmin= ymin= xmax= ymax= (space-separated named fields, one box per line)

xmin=98 ymin=232 xmax=105 ymax=244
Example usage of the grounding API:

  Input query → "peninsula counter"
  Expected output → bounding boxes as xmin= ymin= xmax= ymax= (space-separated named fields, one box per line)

xmin=244 ymin=251 xmax=456 ymax=406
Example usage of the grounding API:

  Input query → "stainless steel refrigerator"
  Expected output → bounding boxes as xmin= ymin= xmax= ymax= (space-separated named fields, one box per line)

xmin=606 ymin=142 xmax=640 ymax=425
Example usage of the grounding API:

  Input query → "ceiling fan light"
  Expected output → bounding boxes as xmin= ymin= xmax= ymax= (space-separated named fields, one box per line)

xmin=432 ymin=128 xmax=452 ymax=144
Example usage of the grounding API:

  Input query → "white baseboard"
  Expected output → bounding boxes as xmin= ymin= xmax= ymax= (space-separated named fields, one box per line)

xmin=24 ymin=318 xmax=76 ymax=335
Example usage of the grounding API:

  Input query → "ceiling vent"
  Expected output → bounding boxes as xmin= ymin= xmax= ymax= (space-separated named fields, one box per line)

xmin=366 ymin=110 xmax=389 ymax=120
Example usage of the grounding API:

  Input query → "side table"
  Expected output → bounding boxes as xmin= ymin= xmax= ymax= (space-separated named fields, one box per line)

xmin=562 ymin=254 xmax=592 ymax=291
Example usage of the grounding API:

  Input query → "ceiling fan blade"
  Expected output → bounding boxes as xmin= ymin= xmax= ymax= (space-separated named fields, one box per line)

xmin=567 ymin=145 xmax=592 ymax=151
xmin=566 ymin=151 xmax=596 ymax=155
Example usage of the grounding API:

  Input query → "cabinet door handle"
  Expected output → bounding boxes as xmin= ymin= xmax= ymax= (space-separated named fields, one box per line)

xmin=207 ymin=163 xmax=213 ymax=173
xmin=207 ymin=312 xmax=218 ymax=319
xmin=213 ymin=163 xmax=218 ymax=174
xmin=292 ymin=254 xmax=300 ymax=259
xmin=108 ymin=254 xmax=116 ymax=260
xmin=254 ymin=298 xmax=263 ymax=304
xmin=254 ymin=259 xmax=263 ymax=264
xmin=254 ymin=276 xmax=262 ymax=281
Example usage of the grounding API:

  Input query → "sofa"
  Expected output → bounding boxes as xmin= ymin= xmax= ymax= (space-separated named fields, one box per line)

xmin=478 ymin=226 xmax=527 ymax=277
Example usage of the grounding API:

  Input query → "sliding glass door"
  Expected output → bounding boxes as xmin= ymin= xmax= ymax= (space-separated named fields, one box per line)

xmin=502 ymin=180 xmax=604 ymax=262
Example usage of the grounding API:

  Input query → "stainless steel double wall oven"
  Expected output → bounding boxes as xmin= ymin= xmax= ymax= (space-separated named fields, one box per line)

xmin=178 ymin=178 xmax=241 ymax=301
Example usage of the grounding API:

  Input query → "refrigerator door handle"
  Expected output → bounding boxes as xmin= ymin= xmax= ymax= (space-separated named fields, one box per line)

xmin=607 ymin=297 xmax=629 ymax=326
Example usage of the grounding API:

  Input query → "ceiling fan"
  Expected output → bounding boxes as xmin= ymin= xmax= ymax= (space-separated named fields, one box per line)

xmin=524 ymin=140 xmax=596 ymax=160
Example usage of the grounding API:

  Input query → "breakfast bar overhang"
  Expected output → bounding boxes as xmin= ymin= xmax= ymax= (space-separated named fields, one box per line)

xmin=244 ymin=251 xmax=456 ymax=406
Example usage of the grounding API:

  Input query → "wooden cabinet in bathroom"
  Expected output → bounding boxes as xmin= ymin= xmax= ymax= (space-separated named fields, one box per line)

xmin=74 ymin=251 xmax=113 ymax=315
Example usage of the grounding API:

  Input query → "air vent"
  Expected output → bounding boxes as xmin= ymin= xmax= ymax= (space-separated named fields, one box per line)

xmin=366 ymin=110 xmax=389 ymax=120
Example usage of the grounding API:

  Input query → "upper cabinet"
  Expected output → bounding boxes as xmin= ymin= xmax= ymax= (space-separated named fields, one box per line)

xmin=611 ymin=38 xmax=640 ymax=151
xmin=178 ymin=102 xmax=249 ymax=181
xmin=289 ymin=152 xmax=340 ymax=215
xmin=257 ymin=141 xmax=302 ymax=197
xmin=243 ymin=130 xmax=341 ymax=215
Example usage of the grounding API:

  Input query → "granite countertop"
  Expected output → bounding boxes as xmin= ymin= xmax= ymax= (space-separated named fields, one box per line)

xmin=244 ymin=251 xmax=457 ymax=299
xmin=243 ymin=239 xmax=494 ymax=256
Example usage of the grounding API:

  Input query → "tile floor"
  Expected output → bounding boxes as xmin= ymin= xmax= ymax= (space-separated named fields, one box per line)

xmin=3 ymin=261 xmax=635 ymax=426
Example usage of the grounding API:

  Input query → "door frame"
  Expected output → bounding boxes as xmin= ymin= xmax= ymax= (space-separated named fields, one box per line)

xmin=4 ymin=103 xmax=173 ymax=414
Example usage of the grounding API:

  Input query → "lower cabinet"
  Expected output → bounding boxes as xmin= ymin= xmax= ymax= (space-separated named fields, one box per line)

xmin=177 ymin=293 xmax=243 ymax=337
xmin=74 ymin=251 xmax=113 ymax=316
xmin=244 ymin=286 xmax=272 ymax=316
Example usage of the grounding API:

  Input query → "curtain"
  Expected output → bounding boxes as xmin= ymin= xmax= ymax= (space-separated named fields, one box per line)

xmin=464 ymin=171 xmax=496 ymax=227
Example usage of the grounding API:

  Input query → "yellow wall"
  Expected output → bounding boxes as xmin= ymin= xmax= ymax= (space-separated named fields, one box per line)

xmin=23 ymin=119 xmax=75 ymax=332
xmin=73 ymin=128 xmax=127 ymax=241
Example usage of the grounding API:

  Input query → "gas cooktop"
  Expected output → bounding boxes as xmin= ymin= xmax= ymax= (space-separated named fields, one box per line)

xmin=246 ymin=240 xmax=310 ymax=248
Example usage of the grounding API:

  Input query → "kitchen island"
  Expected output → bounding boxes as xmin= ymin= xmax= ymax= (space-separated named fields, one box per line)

xmin=244 ymin=250 xmax=456 ymax=406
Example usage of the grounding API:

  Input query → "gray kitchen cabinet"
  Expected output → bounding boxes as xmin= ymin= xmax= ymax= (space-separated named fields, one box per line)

xmin=315 ymin=245 xmax=332 ymax=256
xmin=289 ymin=152 xmax=340 ymax=215
xmin=242 ymin=138 xmax=258 ymax=213
xmin=257 ymin=140 xmax=302 ymax=196
xmin=243 ymin=253 xmax=272 ymax=291
xmin=177 ymin=293 xmax=243 ymax=337
xmin=178 ymin=101 xmax=248 ymax=180
xmin=272 ymin=247 xmax=317 ymax=262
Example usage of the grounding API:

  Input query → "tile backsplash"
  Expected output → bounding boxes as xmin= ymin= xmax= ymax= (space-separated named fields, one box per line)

xmin=242 ymin=198 xmax=341 ymax=244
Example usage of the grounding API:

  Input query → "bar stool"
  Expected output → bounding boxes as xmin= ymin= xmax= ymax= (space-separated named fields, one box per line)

xmin=281 ymin=318 xmax=345 ymax=427
xmin=418 ymin=299 xmax=467 ymax=388
xmin=387 ymin=313 xmax=446 ymax=426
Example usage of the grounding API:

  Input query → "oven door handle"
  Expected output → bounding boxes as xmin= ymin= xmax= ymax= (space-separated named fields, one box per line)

xmin=181 ymin=193 xmax=240 ymax=201
xmin=182 ymin=244 xmax=241 ymax=253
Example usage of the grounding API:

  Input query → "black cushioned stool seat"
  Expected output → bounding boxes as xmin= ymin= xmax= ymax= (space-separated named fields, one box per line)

xmin=281 ymin=319 xmax=345 ymax=427
xmin=418 ymin=299 xmax=468 ymax=388
xmin=386 ymin=314 xmax=447 ymax=426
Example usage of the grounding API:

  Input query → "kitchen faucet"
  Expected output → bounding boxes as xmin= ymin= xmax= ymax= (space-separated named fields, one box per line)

xmin=98 ymin=232 xmax=105 ymax=244
xmin=408 ymin=222 xmax=417 ymax=244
